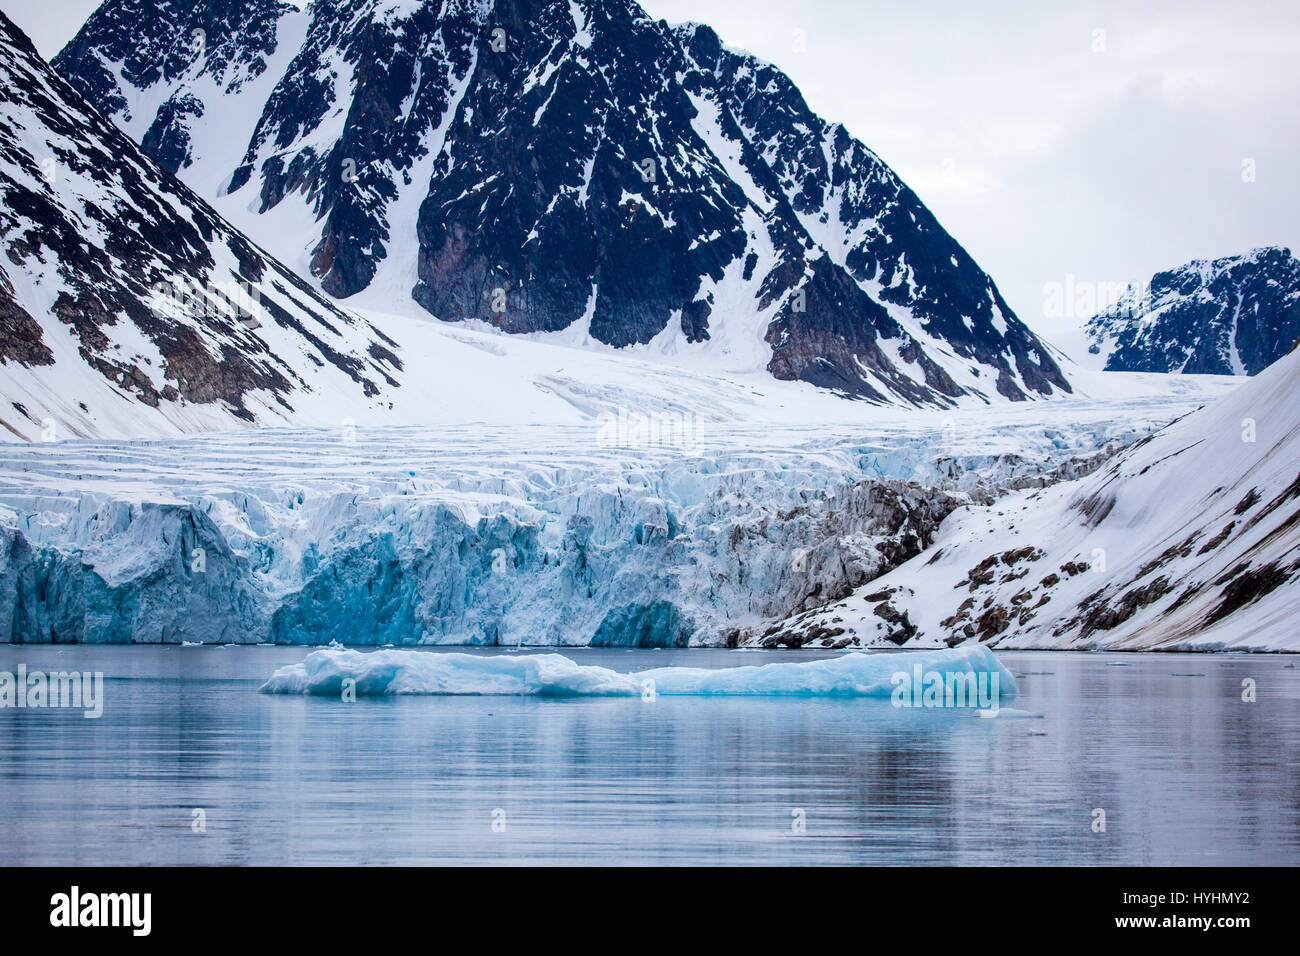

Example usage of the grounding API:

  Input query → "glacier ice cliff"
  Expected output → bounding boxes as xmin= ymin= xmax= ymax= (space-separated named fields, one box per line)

xmin=0 ymin=412 xmax=1201 ymax=646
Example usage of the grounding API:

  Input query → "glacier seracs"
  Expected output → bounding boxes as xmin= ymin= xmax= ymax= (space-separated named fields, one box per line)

xmin=0 ymin=392 xmax=1231 ymax=646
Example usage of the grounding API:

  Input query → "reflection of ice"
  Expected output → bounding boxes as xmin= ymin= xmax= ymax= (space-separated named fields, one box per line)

xmin=975 ymin=707 xmax=1039 ymax=719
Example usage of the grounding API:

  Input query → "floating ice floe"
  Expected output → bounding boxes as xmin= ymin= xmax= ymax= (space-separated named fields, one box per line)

xmin=260 ymin=645 xmax=1016 ymax=700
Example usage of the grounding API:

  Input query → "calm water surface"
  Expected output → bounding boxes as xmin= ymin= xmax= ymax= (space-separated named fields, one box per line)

xmin=0 ymin=645 xmax=1296 ymax=865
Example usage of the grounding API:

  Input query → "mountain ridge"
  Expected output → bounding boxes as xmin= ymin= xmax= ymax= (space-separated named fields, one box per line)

xmin=0 ymin=8 xmax=414 ymax=440
xmin=1084 ymin=245 xmax=1300 ymax=376
xmin=54 ymin=0 xmax=1072 ymax=407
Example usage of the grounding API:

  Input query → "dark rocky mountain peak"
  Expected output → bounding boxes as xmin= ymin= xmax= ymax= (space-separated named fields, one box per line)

xmin=1085 ymin=246 xmax=1300 ymax=375
xmin=54 ymin=0 xmax=1072 ymax=406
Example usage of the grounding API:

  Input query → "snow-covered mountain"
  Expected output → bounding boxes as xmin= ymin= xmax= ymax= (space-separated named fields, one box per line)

xmin=0 ymin=9 xmax=410 ymax=439
xmin=0 ymin=8 xmax=910 ymax=441
xmin=759 ymin=340 xmax=1300 ymax=651
xmin=1084 ymin=246 xmax=1300 ymax=376
xmin=54 ymin=0 xmax=1071 ymax=407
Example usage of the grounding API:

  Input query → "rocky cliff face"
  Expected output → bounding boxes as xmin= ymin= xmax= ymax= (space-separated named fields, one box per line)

xmin=1085 ymin=246 xmax=1300 ymax=375
xmin=55 ymin=0 xmax=1071 ymax=407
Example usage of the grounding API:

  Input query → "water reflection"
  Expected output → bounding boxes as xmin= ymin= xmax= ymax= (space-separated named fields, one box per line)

xmin=0 ymin=646 xmax=1295 ymax=865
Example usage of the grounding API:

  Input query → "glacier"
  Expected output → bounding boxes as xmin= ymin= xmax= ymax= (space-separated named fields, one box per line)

xmin=259 ymin=644 xmax=1017 ymax=700
xmin=0 ymin=388 xmax=1235 ymax=647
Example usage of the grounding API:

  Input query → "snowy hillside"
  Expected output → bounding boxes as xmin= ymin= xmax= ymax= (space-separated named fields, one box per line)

xmin=55 ymin=0 xmax=1071 ymax=406
xmin=1084 ymin=246 xmax=1300 ymax=375
xmin=760 ymin=344 xmax=1300 ymax=651
xmin=0 ymin=9 xmax=411 ymax=439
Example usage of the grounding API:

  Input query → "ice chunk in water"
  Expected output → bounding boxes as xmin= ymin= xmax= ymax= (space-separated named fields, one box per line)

xmin=260 ymin=645 xmax=1016 ymax=701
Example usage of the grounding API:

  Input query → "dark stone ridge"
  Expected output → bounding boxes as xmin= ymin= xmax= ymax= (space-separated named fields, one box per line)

xmin=0 ymin=270 xmax=54 ymax=367
xmin=53 ymin=0 xmax=290 ymax=175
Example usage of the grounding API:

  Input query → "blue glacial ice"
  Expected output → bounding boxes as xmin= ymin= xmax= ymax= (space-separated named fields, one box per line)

xmin=0 ymin=413 xmax=1201 ymax=645
xmin=259 ymin=644 xmax=1017 ymax=700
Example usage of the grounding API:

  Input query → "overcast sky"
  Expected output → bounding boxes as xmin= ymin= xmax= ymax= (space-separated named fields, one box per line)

xmin=7 ymin=0 xmax=1299 ymax=342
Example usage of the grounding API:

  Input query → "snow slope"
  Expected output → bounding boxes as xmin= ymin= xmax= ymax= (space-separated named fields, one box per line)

xmin=761 ymin=345 xmax=1300 ymax=651
xmin=0 ymin=9 xmax=424 ymax=440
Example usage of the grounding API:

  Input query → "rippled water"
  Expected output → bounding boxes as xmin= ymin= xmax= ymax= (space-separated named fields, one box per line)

xmin=0 ymin=645 xmax=1295 ymax=865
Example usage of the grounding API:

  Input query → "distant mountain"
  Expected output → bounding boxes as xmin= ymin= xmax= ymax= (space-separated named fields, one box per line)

xmin=1084 ymin=246 xmax=1300 ymax=375
xmin=0 ymin=9 xmax=410 ymax=440
xmin=54 ymin=0 xmax=1071 ymax=407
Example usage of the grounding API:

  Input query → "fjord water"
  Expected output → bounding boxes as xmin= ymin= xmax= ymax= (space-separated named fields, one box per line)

xmin=0 ymin=645 xmax=1295 ymax=866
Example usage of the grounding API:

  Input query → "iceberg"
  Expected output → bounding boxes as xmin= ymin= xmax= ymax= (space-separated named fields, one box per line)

xmin=259 ymin=645 xmax=1016 ymax=700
